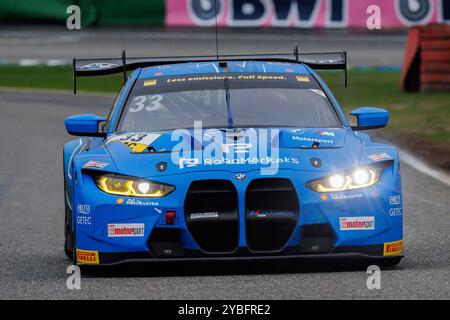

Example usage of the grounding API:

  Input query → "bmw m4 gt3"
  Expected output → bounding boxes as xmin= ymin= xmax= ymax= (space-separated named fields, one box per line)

xmin=63 ymin=51 xmax=403 ymax=267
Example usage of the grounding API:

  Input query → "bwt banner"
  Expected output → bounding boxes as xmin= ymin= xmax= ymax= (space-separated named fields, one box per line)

xmin=166 ymin=0 xmax=450 ymax=28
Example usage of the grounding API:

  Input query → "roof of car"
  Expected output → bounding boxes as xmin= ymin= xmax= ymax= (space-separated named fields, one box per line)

xmin=138 ymin=61 xmax=311 ymax=79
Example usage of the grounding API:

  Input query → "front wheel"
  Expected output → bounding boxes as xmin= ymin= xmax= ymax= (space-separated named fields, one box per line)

xmin=64 ymin=238 xmax=73 ymax=260
xmin=64 ymin=175 xmax=74 ymax=260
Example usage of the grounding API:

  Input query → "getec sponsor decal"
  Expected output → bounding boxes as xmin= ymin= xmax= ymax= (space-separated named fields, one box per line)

xmin=389 ymin=207 xmax=402 ymax=217
xmin=339 ymin=216 xmax=375 ymax=231
xmin=77 ymin=216 xmax=92 ymax=225
xmin=76 ymin=204 xmax=92 ymax=225
xmin=384 ymin=240 xmax=403 ymax=256
xmin=107 ymin=223 xmax=145 ymax=237
xmin=388 ymin=194 xmax=402 ymax=216
xmin=76 ymin=249 xmax=99 ymax=264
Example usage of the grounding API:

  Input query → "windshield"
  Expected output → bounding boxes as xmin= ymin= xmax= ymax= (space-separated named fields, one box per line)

xmin=118 ymin=73 xmax=340 ymax=132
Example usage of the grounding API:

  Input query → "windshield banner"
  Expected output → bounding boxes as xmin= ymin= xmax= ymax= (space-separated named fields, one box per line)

xmin=166 ymin=0 xmax=448 ymax=28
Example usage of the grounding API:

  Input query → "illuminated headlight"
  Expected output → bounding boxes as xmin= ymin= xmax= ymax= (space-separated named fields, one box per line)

xmin=95 ymin=174 xmax=174 ymax=198
xmin=306 ymin=166 xmax=384 ymax=193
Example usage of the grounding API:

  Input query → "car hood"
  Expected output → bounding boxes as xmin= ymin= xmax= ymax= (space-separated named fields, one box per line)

xmin=103 ymin=128 xmax=365 ymax=177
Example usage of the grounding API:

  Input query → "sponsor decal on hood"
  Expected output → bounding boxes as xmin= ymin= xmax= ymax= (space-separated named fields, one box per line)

xmin=106 ymin=132 xmax=162 ymax=153
xmin=104 ymin=128 xmax=360 ymax=176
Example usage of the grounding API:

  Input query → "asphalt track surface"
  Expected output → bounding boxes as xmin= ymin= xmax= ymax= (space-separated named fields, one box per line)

xmin=0 ymin=27 xmax=406 ymax=67
xmin=0 ymin=89 xmax=450 ymax=300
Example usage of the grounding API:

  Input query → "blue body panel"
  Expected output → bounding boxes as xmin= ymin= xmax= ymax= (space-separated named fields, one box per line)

xmin=64 ymin=61 xmax=403 ymax=264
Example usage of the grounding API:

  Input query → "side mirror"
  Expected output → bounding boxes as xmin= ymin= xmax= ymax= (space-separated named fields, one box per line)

xmin=350 ymin=107 xmax=389 ymax=130
xmin=65 ymin=114 xmax=107 ymax=137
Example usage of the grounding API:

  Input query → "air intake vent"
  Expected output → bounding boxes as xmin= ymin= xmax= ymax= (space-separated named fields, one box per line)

xmin=184 ymin=180 xmax=239 ymax=253
xmin=148 ymin=228 xmax=184 ymax=258
xmin=299 ymin=224 xmax=335 ymax=254
xmin=246 ymin=178 xmax=299 ymax=252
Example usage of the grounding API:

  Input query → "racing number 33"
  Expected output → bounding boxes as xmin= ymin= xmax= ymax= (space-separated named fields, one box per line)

xmin=129 ymin=95 xmax=164 ymax=113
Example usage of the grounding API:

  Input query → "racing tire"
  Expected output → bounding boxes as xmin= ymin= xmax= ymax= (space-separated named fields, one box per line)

xmin=378 ymin=256 xmax=402 ymax=268
xmin=64 ymin=236 xmax=74 ymax=261
xmin=64 ymin=240 xmax=73 ymax=260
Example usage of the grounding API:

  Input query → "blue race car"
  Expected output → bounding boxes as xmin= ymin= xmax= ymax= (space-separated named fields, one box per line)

xmin=64 ymin=50 xmax=403 ymax=267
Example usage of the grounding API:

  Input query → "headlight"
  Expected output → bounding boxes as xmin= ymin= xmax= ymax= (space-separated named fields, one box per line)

xmin=306 ymin=165 xmax=384 ymax=193
xmin=95 ymin=174 xmax=174 ymax=197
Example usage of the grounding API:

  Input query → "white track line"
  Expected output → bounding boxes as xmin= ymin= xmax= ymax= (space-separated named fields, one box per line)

xmin=399 ymin=149 xmax=450 ymax=187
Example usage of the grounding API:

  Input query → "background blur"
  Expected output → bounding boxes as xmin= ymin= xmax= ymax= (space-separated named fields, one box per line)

xmin=0 ymin=0 xmax=448 ymax=170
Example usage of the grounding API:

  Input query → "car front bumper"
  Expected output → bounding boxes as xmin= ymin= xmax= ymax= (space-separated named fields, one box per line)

xmin=76 ymin=244 xmax=403 ymax=266
xmin=73 ymin=168 xmax=403 ymax=266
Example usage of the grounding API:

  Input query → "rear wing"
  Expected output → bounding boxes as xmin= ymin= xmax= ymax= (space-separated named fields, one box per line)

xmin=72 ymin=47 xmax=347 ymax=94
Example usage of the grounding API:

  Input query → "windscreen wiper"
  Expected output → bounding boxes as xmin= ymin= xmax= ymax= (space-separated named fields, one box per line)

xmin=224 ymin=76 xmax=234 ymax=129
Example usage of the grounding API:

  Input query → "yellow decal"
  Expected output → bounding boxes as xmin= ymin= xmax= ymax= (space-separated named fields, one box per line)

xmin=116 ymin=198 xmax=124 ymax=204
xmin=76 ymin=249 xmax=100 ymax=265
xmin=121 ymin=141 xmax=148 ymax=153
xmin=107 ymin=133 xmax=162 ymax=153
xmin=144 ymin=79 xmax=157 ymax=86
xmin=383 ymin=240 xmax=403 ymax=256
xmin=296 ymin=76 xmax=310 ymax=82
